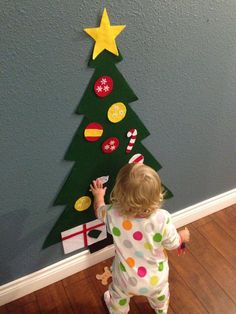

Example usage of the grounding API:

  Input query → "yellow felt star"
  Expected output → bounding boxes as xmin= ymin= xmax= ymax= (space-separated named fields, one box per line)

xmin=84 ymin=8 xmax=126 ymax=60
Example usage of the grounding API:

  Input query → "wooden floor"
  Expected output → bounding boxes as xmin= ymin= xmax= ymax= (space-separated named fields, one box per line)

xmin=1 ymin=205 xmax=235 ymax=314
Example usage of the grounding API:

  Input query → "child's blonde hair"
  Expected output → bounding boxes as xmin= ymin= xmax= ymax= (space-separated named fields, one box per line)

xmin=110 ymin=163 xmax=164 ymax=217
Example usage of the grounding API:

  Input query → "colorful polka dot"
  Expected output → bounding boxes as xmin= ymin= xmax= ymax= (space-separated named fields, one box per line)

xmin=153 ymin=233 xmax=162 ymax=242
xmin=123 ymin=240 xmax=133 ymax=248
xmin=137 ymin=266 xmax=147 ymax=277
xmin=119 ymin=276 xmax=127 ymax=289
xmin=128 ymin=277 xmax=137 ymax=286
xmin=119 ymin=262 xmax=126 ymax=272
xmin=150 ymin=276 xmax=159 ymax=286
xmin=111 ymin=304 xmax=117 ymax=311
xmin=126 ymin=257 xmax=135 ymax=268
xmin=119 ymin=299 xmax=127 ymax=306
xmin=145 ymin=223 xmax=154 ymax=233
xmin=147 ymin=259 xmax=157 ymax=265
xmin=112 ymin=227 xmax=121 ymax=236
xmin=133 ymin=231 xmax=143 ymax=241
xmin=139 ymin=287 xmax=149 ymax=294
xmin=158 ymin=295 xmax=166 ymax=301
xmin=122 ymin=219 xmax=132 ymax=230
xmin=135 ymin=251 xmax=144 ymax=259
xmin=158 ymin=261 xmax=164 ymax=271
xmin=111 ymin=262 xmax=114 ymax=271
xmin=144 ymin=242 xmax=153 ymax=251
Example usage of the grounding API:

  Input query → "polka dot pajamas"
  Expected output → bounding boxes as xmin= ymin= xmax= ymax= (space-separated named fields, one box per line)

xmin=98 ymin=206 xmax=181 ymax=314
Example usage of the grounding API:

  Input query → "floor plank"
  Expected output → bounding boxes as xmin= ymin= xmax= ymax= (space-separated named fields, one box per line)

xmin=0 ymin=307 xmax=8 ymax=314
xmin=225 ymin=205 xmax=236 ymax=217
xmin=190 ymin=214 xmax=213 ymax=228
xmin=197 ymin=220 xmax=236 ymax=267
xmin=167 ymin=305 xmax=175 ymax=314
xmin=19 ymin=302 xmax=40 ymax=314
xmin=6 ymin=294 xmax=38 ymax=314
xmin=35 ymin=281 xmax=74 ymax=313
xmin=131 ymin=295 xmax=172 ymax=314
xmin=64 ymin=276 xmax=106 ymax=314
xmin=212 ymin=208 xmax=236 ymax=240
xmin=169 ymin=262 xmax=208 ymax=313
xmin=187 ymin=223 xmax=236 ymax=302
xmin=168 ymin=246 xmax=236 ymax=313
xmin=62 ymin=257 xmax=113 ymax=288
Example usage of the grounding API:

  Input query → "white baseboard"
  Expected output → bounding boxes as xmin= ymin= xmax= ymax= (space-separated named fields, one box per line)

xmin=0 ymin=188 xmax=235 ymax=306
xmin=172 ymin=188 xmax=236 ymax=228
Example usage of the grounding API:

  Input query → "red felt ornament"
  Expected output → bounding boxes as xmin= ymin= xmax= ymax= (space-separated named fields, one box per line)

xmin=94 ymin=76 xmax=113 ymax=97
xmin=102 ymin=137 xmax=119 ymax=153
xmin=128 ymin=153 xmax=144 ymax=164
xmin=84 ymin=122 xmax=103 ymax=142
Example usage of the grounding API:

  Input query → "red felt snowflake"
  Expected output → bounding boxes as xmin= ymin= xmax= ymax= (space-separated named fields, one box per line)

xmin=102 ymin=137 xmax=119 ymax=153
xmin=94 ymin=76 xmax=113 ymax=97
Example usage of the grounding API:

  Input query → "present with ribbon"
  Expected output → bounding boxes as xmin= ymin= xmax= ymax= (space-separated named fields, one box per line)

xmin=61 ymin=219 xmax=107 ymax=254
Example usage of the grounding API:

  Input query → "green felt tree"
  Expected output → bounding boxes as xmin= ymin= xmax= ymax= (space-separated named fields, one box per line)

xmin=43 ymin=9 xmax=173 ymax=253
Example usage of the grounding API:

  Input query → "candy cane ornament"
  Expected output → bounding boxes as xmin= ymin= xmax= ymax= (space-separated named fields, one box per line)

xmin=126 ymin=128 xmax=137 ymax=153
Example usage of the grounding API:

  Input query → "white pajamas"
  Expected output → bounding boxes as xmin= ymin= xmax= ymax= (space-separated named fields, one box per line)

xmin=98 ymin=205 xmax=181 ymax=314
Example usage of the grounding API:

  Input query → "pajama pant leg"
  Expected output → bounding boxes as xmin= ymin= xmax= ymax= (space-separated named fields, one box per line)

xmin=104 ymin=282 xmax=130 ymax=314
xmin=147 ymin=282 xmax=170 ymax=314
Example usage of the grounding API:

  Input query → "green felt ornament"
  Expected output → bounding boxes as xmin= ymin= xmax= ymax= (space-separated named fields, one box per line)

xmin=88 ymin=229 xmax=102 ymax=239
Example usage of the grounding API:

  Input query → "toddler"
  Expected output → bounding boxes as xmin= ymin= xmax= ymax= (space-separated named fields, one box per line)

xmin=90 ymin=163 xmax=190 ymax=314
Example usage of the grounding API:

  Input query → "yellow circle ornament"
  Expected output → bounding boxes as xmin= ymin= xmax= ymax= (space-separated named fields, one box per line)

xmin=74 ymin=196 xmax=91 ymax=211
xmin=107 ymin=102 xmax=127 ymax=123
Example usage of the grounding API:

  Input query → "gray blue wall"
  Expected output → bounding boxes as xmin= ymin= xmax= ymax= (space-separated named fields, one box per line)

xmin=1 ymin=1 xmax=236 ymax=285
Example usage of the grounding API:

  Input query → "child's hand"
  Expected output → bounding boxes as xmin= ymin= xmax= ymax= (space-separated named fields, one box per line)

xmin=90 ymin=179 xmax=107 ymax=199
xmin=178 ymin=227 xmax=190 ymax=243
xmin=90 ymin=180 xmax=107 ymax=218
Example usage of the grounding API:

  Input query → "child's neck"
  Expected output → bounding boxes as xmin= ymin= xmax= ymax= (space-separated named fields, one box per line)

xmin=134 ymin=214 xmax=149 ymax=219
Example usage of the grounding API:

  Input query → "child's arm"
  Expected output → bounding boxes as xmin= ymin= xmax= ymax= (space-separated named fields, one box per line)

xmin=178 ymin=227 xmax=190 ymax=243
xmin=90 ymin=179 xmax=107 ymax=218
xmin=177 ymin=227 xmax=190 ymax=255
xmin=162 ymin=212 xmax=190 ymax=250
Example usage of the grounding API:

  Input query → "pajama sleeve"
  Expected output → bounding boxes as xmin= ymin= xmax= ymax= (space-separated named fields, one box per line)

xmin=97 ymin=204 xmax=112 ymax=234
xmin=162 ymin=212 xmax=181 ymax=250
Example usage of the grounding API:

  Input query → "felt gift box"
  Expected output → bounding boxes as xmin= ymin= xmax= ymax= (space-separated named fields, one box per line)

xmin=61 ymin=219 xmax=107 ymax=254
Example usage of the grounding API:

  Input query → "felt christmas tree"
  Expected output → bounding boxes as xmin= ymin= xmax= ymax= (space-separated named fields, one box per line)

xmin=43 ymin=8 xmax=173 ymax=253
